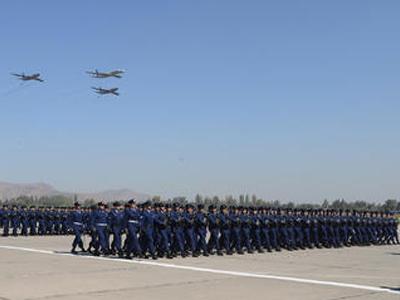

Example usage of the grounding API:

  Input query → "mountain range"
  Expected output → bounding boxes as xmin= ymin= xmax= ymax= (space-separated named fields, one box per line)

xmin=0 ymin=181 xmax=150 ymax=202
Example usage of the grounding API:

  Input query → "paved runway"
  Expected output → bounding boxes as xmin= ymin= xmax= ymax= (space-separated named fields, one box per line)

xmin=0 ymin=236 xmax=399 ymax=300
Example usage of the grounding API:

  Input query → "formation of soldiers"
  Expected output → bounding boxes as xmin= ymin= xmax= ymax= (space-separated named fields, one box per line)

xmin=1 ymin=201 xmax=399 ymax=260
xmin=0 ymin=205 xmax=70 ymax=236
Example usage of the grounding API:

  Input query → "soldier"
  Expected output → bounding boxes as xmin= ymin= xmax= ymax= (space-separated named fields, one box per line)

xmin=92 ymin=202 xmax=110 ymax=255
xmin=141 ymin=201 xmax=157 ymax=259
xmin=194 ymin=204 xmax=209 ymax=256
xmin=293 ymin=209 xmax=305 ymax=250
xmin=10 ymin=205 xmax=20 ymax=236
xmin=229 ymin=206 xmax=243 ymax=254
xmin=240 ymin=207 xmax=253 ymax=253
xmin=302 ymin=209 xmax=313 ymax=248
xmin=310 ymin=210 xmax=322 ymax=248
xmin=218 ymin=205 xmax=233 ymax=255
xmin=86 ymin=205 xmax=99 ymax=254
xmin=269 ymin=208 xmax=281 ymax=251
xmin=109 ymin=201 xmax=125 ymax=257
xmin=68 ymin=202 xmax=86 ymax=254
xmin=20 ymin=206 xmax=29 ymax=236
xmin=207 ymin=204 xmax=222 ymax=255
xmin=154 ymin=203 xmax=173 ymax=258
xmin=250 ymin=207 xmax=263 ymax=253
xmin=28 ymin=206 xmax=37 ymax=236
xmin=1 ymin=205 xmax=10 ymax=237
xmin=183 ymin=204 xmax=198 ymax=257
xmin=124 ymin=199 xmax=143 ymax=259
xmin=60 ymin=207 xmax=69 ymax=235
xmin=53 ymin=207 xmax=61 ymax=235
xmin=170 ymin=204 xmax=186 ymax=257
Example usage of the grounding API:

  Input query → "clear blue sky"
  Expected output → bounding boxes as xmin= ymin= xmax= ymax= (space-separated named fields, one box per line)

xmin=0 ymin=1 xmax=399 ymax=202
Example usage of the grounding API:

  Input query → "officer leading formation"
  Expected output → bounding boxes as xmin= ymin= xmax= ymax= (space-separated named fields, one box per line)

xmin=0 ymin=200 xmax=398 ymax=260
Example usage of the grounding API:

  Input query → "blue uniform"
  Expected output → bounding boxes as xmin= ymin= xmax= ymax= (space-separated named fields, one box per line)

xmin=194 ymin=211 xmax=208 ymax=255
xmin=109 ymin=208 xmax=125 ymax=254
xmin=68 ymin=209 xmax=85 ymax=251
xmin=124 ymin=207 xmax=143 ymax=256
xmin=141 ymin=210 xmax=156 ymax=256
xmin=92 ymin=209 xmax=110 ymax=253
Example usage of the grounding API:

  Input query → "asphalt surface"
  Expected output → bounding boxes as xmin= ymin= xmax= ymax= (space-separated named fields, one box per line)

xmin=0 ymin=236 xmax=399 ymax=300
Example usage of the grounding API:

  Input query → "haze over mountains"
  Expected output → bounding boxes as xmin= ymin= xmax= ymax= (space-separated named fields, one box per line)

xmin=0 ymin=181 xmax=150 ymax=202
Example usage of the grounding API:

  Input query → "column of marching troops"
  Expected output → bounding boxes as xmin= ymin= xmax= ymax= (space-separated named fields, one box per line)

xmin=1 ymin=201 xmax=399 ymax=260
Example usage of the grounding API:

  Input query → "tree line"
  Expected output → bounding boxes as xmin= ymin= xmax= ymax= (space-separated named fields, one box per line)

xmin=1 ymin=194 xmax=399 ymax=212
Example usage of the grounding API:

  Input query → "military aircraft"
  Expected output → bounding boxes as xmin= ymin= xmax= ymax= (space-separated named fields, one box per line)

xmin=92 ymin=87 xmax=119 ymax=96
xmin=86 ymin=69 xmax=124 ymax=79
xmin=11 ymin=73 xmax=44 ymax=82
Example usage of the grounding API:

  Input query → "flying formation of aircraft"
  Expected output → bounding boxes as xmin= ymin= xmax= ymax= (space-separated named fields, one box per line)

xmin=8 ymin=69 xmax=124 ymax=98
xmin=11 ymin=73 xmax=44 ymax=82
xmin=92 ymin=87 xmax=120 ymax=96
xmin=86 ymin=69 xmax=124 ymax=79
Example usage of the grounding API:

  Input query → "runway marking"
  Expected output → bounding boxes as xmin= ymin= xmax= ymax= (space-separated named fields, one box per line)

xmin=0 ymin=245 xmax=399 ymax=295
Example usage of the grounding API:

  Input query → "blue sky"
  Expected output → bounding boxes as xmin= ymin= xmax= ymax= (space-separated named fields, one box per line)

xmin=0 ymin=1 xmax=399 ymax=202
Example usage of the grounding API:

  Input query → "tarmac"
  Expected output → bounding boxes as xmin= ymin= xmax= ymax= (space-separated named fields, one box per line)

xmin=0 ymin=236 xmax=399 ymax=300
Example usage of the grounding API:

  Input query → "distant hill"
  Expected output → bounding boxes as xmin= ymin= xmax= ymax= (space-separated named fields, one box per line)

xmin=0 ymin=182 xmax=59 ymax=199
xmin=0 ymin=181 xmax=150 ymax=203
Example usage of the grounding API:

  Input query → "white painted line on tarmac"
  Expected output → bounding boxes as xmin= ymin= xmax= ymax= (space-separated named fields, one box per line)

xmin=0 ymin=244 xmax=398 ymax=295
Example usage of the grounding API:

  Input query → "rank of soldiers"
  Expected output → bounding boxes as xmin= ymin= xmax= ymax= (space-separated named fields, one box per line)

xmin=0 ymin=201 xmax=399 ymax=260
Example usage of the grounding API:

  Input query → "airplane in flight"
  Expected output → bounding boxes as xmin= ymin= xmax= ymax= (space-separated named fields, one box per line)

xmin=86 ymin=69 xmax=124 ymax=79
xmin=92 ymin=87 xmax=119 ymax=96
xmin=11 ymin=73 xmax=44 ymax=82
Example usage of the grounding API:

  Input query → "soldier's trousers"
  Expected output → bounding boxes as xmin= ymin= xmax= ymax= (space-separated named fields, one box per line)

xmin=207 ymin=228 xmax=221 ymax=252
xmin=196 ymin=228 xmax=207 ymax=253
xmin=126 ymin=224 xmax=142 ymax=255
xmin=251 ymin=227 xmax=261 ymax=250
xmin=303 ymin=228 xmax=311 ymax=246
xmin=29 ymin=221 xmax=36 ymax=235
xmin=173 ymin=228 xmax=185 ymax=255
xmin=230 ymin=227 xmax=241 ymax=252
xmin=111 ymin=226 xmax=122 ymax=252
xmin=185 ymin=228 xmax=197 ymax=252
xmin=72 ymin=225 xmax=84 ymax=249
xmin=158 ymin=229 xmax=170 ymax=254
xmin=270 ymin=227 xmax=279 ymax=249
xmin=2 ymin=222 xmax=9 ymax=236
xmin=96 ymin=225 xmax=109 ymax=252
xmin=294 ymin=226 xmax=304 ymax=247
xmin=220 ymin=229 xmax=231 ymax=252
xmin=312 ymin=227 xmax=320 ymax=245
xmin=12 ymin=222 xmax=19 ymax=236
xmin=21 ymin=221 xmax=29 ymax=236
xmin=38 ymin=221 xmax=46 ymax=235
xmin=143 ymin=229 xmax=156 ymax=255
xmin=241 ymin=227 xmax=252 ymax=250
